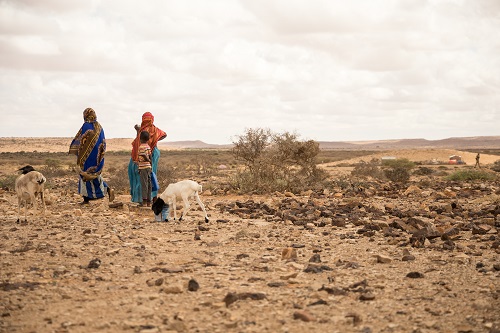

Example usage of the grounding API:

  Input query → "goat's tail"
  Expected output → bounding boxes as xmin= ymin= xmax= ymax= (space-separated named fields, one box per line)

xmin=198 ymin=184 xmax=202 ymax=193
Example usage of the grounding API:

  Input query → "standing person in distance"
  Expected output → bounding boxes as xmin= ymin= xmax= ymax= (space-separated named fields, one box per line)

xmin=69 ymin=107 xmax=115 ymax=205
xmin=128 ymin=112 xmax=166 ymax=204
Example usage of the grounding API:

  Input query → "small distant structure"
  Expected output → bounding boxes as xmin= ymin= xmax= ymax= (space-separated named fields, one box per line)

xmin=381 ymin=156 xmax=397 ymax=163
xmin=448 ymin=155 xmax=465 ymax=165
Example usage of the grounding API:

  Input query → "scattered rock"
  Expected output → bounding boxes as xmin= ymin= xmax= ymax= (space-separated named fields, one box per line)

xmin=223 ymin=292 xmax=266 ymax=307
xmin=359 ymin=293 xmax=375 ymax=301
xmin=375 ymin=254 xmax=392 ymax=263
xmin=87 ymin=258 xmax=101 ymax=269
xmin=188 ymin=279 xmax=199 ymax=292
xmin=281 ymin=248 xmax=297 ymax=261
xmin=406 ymin=271 xmax=424 ymax=278
xmin=304 ymin=264 xmax=333 ymax=273
xmin=309 ymin=253 xmax=321 ymax=263
xmin=293 ymin=310 xmax=316 ymax=322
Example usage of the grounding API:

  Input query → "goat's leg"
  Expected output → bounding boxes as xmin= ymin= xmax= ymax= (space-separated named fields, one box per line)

xmin=40 ymin=191 xmax=46 ymax=219
xmin=30 ymin=193 xmax=37 ymax=221
xmin=17 ymin=196 xmax=21 ymax=223
xmin=172 ymin=198 xmax=177 ymax=220
xmin=179 ymin=195 xmax=191 ymax=221
xmin=194 ymin=192 xmax=209 ymax=223
xmin=23 ymin=198 xmax=28 ymax=222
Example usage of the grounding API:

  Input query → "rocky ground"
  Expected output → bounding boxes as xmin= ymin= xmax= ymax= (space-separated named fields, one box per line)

xmin=1 ymin=171 xmax=499 ymax=333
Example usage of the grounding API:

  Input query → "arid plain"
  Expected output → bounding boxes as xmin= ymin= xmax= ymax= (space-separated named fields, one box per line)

xmin=0 ymin=137 xmax=499 ymax=333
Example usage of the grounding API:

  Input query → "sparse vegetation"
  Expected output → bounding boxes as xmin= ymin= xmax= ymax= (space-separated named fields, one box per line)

xmin=0 ymin=174 xmax=17 ymax=190
xmin=382 ymin=158 xmax=415 ymax=183
xmin=446 ymin=169 xmax=497 ymax=181
xmin=351 ymin=161 xmax=385 ymax=179
xmin=491 ymin=160 xmax=500 ymax=173
xmin=1 ymin=140 xmax=498 ymax=196
xmin=413 ymin=166 xmax=434 ymax=176
xmin=40 ymin=158 xmax=71 ymax=178
xmin=231 ymin=128 xmax=328 ymax=193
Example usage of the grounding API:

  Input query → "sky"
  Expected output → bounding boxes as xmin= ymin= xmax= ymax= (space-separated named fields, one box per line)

xmin=0 ymin=0 xmax=499 ymax=144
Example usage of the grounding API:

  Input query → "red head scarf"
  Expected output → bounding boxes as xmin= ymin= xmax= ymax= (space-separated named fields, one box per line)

xmin=131 ymin=112 xmax=166 ymax=161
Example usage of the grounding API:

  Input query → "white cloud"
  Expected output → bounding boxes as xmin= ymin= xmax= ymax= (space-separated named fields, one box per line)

xmin=0 ymin=0 xmax=499 ymax=144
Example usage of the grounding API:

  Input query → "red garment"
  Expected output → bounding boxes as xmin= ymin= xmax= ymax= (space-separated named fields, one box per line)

xmin=131 ymin=112 xmax=166 ymax=161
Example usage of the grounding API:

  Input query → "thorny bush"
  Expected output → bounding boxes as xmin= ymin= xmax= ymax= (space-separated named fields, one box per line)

xmin=231 ymin=128 xmax=328 ymax=194
xmin=382 ymin=158 xmax=415 ymax=183
xmin=351 ymin=160 xmax=385 ymax=180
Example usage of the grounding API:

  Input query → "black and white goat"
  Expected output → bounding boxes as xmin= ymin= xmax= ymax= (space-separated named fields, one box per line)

xmin=152 ymin=180 xmax=209 ymax=222
xmin=15 ymin=165 xmax=46 ymax=222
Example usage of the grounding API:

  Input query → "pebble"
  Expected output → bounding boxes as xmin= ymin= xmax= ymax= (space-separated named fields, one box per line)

xmin=359 ymin=293 xmax=375 ymax=301
xmin=293 ymin=310 xmax=316 ymax=322
xmin=188 ymin=279 xmax=199 ymax=291
xmin=376 ymin=254 xmax=392 ymax=263
xmin=406 ymin=271 xmax=424 ymax=278
xmin=281 ymin=248 xmax=297 ymax=261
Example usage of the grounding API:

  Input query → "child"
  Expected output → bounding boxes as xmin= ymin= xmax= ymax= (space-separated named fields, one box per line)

xmin=138 ymin=131 xmax=152 ymax=206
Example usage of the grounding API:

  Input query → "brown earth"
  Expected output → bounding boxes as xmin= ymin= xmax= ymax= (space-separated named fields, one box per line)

xmin=0 ymin=140 xmax=499 ymax=333
xmin=320 ymin=149 xmax=500 ymax=167
xmin=0 ymin=138 xmax=139 ymax=153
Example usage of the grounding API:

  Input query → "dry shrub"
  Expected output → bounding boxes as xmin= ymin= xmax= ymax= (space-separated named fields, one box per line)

xmin=351 ymin=161 xmax=385 ymax=179
xmin=382 ymin=158 xmax=415 ymax=183
xmin=155 ymin=164 xmax=178 ymax=190
xmin=446 ymin=169 xmax=497 ymax=181
xmin=231 ymin=128 xmax=327 ymax=194
xmin=40 ymin=158 xmax=72 ymax=178
xmin=105 ymin=164 xmax=130 ymax=193
xmin=491 ymin=160 xmax=500 ymax=173
xmin=413 ymin=166 xmax=434 ymax=176
xmin=0 ymin=174 xmax=17 ymax=191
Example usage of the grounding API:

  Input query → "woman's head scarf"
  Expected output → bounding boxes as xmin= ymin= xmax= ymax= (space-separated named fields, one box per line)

xmin=83 ymin=108 xmax=97 ymax=122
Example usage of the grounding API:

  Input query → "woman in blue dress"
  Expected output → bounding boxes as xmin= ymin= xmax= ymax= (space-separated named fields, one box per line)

xmin=69 ymin=108 xmax=115 ymax=204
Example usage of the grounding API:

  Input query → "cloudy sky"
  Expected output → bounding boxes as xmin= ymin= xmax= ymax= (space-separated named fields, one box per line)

xmin=0 ymin=0 xmax=499 ymax=144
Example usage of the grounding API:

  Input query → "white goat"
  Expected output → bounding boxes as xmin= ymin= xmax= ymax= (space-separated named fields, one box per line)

xmin=155 ymin=180 xmax=209 ymax=222
xmin=15 ymin=169 xmax=46 ymax=222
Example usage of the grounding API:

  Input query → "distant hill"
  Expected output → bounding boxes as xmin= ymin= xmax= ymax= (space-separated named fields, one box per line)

xmin=0 ymin=136 xmax=497 ymax=153
xmin=318 ymin=136 xmax=500 ymax=150
xmin=159 ymin=140 xmax=233 ymax=149
xmin=160 ymin=136 xmax=500 ymax=150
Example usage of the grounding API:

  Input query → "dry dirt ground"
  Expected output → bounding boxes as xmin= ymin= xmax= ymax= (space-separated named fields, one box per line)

xmin=0 ymin=144 xmax=499 ymax=333
xmin=0 ymin=138 xmax=137 ymax=153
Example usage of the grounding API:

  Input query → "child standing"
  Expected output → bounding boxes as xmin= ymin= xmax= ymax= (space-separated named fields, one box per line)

xmin=138 ymin=131 xmax=152 ymax=206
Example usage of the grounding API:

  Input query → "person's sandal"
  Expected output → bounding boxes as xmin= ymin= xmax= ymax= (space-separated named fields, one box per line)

xmin=107 ymin=188 xmax=115 ymax=202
